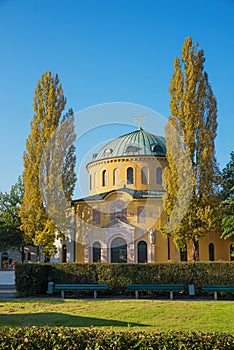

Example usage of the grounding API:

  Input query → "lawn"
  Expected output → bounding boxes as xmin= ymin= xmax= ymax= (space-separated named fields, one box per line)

xmin=0 ymin=299 xmax=233 ymax=333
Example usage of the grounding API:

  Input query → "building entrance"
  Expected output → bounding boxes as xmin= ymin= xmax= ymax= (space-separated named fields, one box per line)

xmin=111 ymin=237 xmax=127 ymax=263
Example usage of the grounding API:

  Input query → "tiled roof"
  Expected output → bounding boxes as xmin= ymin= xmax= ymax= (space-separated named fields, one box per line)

xmin=90 ymin=127 xmax=166 ymax=163
xmin=72 ymin=187 xmax=165 ymax=203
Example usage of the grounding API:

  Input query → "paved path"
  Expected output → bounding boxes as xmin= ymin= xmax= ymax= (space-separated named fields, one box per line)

xmin=0 ymin=285 xmax=16 ymax=299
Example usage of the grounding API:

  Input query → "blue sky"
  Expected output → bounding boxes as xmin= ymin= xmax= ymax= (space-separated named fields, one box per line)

xmin=0 ymin=0 xmax=233 ymax=195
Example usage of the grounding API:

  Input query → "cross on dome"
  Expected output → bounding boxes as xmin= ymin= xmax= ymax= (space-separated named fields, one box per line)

xmin=134 ymin=113 xmax=146 ymax=129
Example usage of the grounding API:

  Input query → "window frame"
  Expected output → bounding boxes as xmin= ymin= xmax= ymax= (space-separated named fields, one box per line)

xmin=208 ymin=242 xmax=215 ymax=261
xmin=102 ymin=169 xmax=108 ymax=187
xmin=156 ymin=167 xmax=162 ymax=185
xmin=137 ymin=240 xmax=148 ymax=263
xmin=127 ymin=167 xmax=134 ymax=184
xmin=93 ymin=241 xmax=101 ymax=262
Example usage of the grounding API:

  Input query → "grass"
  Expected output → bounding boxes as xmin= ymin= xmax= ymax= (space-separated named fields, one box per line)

xmin=0 ymin=299 xmax=233 ymax=333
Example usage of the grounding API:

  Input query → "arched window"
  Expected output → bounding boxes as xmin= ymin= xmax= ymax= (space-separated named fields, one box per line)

xmin=230 ymin=244 xmax=234 ymax=261
xmin=127 ymin=167 xmax=134 ymax=184
xmin=62 ymin=244 xmax=67 ymax=263
xmin=137 ymin=206 xmax=146 ymax=223
xmin=110 ymin=200 xmax=127 ymax=221
xmin=89 ymin=174 xmax=92 ymax=190
xmin=141 ymin=167 xmax=148 ymax=184
xmin=94 ymin=172 xmax=97 ymax=188
xmin=156 ymin=167 xmax=162 ymax=185
xmin=151 ymin=144 xmax=163 ymax=153
xmin=111 ymin=237 xmax=127 ymax=263
xmin=113 ymin=168 xmax=119 ymax=185
xmin=138 ymin=241 xmax=147 ymax=263
xmin=209 ymin=243 xmax=215 ymax=261
xmin=93 ymin=241 xmax=101 ymax=262
xmin=102 ymin=170 xmax=108 ymax=187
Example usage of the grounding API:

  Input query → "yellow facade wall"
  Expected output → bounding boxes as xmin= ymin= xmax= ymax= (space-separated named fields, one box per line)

xmin=87 ymin=156 xmax=167 ymax=195
xmin=73 ymin=154 xmax=233 ymax=263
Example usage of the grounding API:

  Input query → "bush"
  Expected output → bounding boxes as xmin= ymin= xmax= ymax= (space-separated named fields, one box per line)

xmin=15 ymin=262 xmax=234 ymax=297
xmin=15 ymin=263 xmax=49 ymax=296
xmin=0 ymin=327 xmax=233 ymax=349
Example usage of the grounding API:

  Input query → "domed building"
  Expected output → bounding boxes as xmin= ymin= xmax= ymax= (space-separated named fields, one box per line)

xmin=71 ymin=127 xmax=233 ymax=263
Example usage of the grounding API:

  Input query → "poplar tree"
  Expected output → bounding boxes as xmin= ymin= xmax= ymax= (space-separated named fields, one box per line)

xmin=163 ymin=37 xmax=219 ymax=261
xmin=19 ymin=71 xmax=76 ymax=258
xmin=39 ymin=109 xmax=77 ymax=236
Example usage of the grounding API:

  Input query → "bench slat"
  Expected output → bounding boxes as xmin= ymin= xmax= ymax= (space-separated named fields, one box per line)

xmin=202 ymin=284 xmax=234 ymax=290
xmin=126 ymin=284 xmax=184 ymax=300
xmin=202 ymin=284 xmax=234 ymax=300
xmin=126 ymin=284 xmax=184 ymax=291
xmin=53 ymin=283 xmax=108 ymax=299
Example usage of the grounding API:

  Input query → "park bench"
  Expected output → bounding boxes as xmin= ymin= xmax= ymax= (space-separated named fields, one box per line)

xmin=53 ymin=283 xmax=108 ymax=299
xmin=126 ymin=284 xmax=184 ymax=300
xmin=202 ymin=284 xmax=234 ymax=300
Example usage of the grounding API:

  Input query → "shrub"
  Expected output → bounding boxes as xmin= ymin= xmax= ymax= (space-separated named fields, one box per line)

xmin=15 ymin=262 xmax=234 ymax=297
xmin=0 ymin=327 xmax=233 ymax=349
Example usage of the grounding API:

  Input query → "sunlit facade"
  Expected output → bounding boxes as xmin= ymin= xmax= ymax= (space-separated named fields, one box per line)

xmin=70 ymin=127 xmax=233 ymax=263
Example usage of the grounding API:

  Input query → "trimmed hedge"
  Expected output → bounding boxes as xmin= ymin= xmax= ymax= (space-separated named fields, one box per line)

xmin=0 ymin=327 xmax=233 ymax=349
xmin=15 ymin=262 xmax=234 ymax=297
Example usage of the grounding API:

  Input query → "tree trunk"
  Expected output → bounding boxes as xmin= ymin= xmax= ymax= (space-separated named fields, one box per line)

xmin=21 ymin=246 xmax=24 ymax=263
xmin=192 ymin=239 xmax=200 ymax=261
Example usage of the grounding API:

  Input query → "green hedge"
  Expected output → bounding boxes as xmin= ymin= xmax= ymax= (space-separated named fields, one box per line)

xmin=0 ymin=327 xmax=233 ymax=349
xmin=15 ymin=262 xmax=234 ymax=297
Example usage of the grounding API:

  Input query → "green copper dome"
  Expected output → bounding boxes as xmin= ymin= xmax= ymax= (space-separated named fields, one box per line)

xmin=92 ymin=127 xmax=166 ymax=162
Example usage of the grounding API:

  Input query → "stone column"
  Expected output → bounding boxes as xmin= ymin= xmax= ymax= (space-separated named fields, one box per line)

xmin=127 ymin=228 xmax=135 ymax=263
xmin=127 ymin=243 xmax=135 ymax=263
xmin=148 ymin=229 xmax=156 ymax=262
xmin=101 ymin=245 xmax=108 ymax=263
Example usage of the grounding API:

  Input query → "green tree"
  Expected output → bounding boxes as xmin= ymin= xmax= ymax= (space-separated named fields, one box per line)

xmin=220 ymin=151 xmax=234 ymax=201
xmin=0 ymin=177 xmax=25 ymax=252
xmin=220 ymin=152 xmax=234 ymax=247
xmin=163 ymin=37 xmax=219 ymax=261
xmin=19 ymin=71 xmax=76 ymax=258
xmin=61 ymin=110 xmax=77 ymax=202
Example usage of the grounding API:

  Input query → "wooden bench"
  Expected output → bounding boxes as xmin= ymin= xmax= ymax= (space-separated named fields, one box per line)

xmin=53 ymin=283 xmax=108 ymax=299
xmin=126 ymin=284 xmax=184 ymax=300
xmin=202 ymin=284 xmax=234 ymax=300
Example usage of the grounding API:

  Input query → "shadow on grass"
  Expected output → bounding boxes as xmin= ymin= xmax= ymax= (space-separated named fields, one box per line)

xmin=0 ymin=312 xmax=148 ymax=328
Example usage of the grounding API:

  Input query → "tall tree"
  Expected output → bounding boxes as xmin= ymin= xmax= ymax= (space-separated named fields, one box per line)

xmin=220 ymin=152 xmax=234 ymax=247
xmin=19 ymin=71 xmax=76 ymax=258
xmin=39 ymin=109 xmax=77 ymax=235
xmin=163 ymin=37 xmax=219 ymax=261
xmin=220 ymin=151 xmax=234 ymax=201
xmin=0 ymin=177 xmax=25 ymax=252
